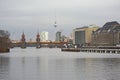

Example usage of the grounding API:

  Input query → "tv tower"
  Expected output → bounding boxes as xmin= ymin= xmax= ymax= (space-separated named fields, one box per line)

xmin=54 ymin=11 xmax=57 ymax=28
xmin=54 ymin=21 xmax=57 ymax=28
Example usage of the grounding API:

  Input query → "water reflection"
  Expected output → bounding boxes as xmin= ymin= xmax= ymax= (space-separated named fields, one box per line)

xmin=0 ymin=56 xmax=9 ymax=80
xmin=84 ymin=58 xmax=120 ymax=80
xmin=0 ymin=48 xmax=120 ymax=80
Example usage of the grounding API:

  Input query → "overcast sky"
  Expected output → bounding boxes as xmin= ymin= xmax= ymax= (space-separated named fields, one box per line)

xmin=0 ymin=0 xmax=120 ymax=41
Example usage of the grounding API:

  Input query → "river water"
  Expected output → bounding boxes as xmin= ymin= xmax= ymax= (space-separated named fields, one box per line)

xmin=0 ymin=47 xmax=120 ymax=80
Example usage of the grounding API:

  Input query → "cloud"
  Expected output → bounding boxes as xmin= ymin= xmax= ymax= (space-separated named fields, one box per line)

xmin=0 ymin=0 xmax=120 ymax=40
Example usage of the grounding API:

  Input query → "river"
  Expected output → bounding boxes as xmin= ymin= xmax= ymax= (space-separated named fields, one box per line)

xmin=0 ymin=47 xmax=120 ymax=80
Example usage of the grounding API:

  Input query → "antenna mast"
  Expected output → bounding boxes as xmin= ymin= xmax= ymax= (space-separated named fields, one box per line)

xmin=54 ymin=10 xmax=57 ymax=28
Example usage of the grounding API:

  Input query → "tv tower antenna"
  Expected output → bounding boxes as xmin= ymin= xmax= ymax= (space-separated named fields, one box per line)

xmin=54 ymin=10 xmax=57 ymax=28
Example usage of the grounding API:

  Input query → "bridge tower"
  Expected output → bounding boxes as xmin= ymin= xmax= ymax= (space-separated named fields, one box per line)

xmin=36 ymin=32 xmax=41 ymax=48
xmin=21 ymin=32 xmax=26 ymax=48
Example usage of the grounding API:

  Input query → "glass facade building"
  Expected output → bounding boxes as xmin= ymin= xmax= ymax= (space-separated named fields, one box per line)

xmin=75 ymin=31 xmax=85 ymax=45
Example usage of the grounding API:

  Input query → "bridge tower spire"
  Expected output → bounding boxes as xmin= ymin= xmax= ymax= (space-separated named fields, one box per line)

xmin=21 ymin=32 xmax=26 ymax=48
xmin=36 ymin=31 xmax=41 ymax=48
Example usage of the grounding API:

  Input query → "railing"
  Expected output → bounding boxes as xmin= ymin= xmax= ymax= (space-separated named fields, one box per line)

xmin=61 ymin=47 xmax=120 ymax=54
xmin=79 ymin=48 xmax=120 ymax=54
xmin=12 ymin=41 xmax=68 ymax=48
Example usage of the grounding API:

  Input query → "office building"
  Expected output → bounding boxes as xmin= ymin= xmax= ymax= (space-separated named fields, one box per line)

xmin=73 ymin=25 xmax=99 ymax=46
xmin=91 ymin=21 xmax=120 ymax=46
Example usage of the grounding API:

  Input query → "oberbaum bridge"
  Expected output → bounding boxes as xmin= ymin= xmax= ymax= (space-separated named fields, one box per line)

xmin=12 ymin=32 xmax=120 ymax=54
xmin=11 ymin=32 xmax=68 ymax=48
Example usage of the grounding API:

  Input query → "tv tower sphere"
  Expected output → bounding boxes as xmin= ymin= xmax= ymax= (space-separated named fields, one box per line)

xmin=54 ymin=21 xmax=57 ymax=28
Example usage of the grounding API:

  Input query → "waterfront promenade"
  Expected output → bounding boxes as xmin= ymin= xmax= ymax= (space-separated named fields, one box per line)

xmin=61 ymin=46 xmax=120 ymax=54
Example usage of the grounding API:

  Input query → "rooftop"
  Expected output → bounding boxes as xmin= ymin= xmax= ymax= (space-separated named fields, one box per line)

xmin=96 ymin=21 xmax=120 ymax=33
xmin=0 ymin=30 xmax=10 ymax=37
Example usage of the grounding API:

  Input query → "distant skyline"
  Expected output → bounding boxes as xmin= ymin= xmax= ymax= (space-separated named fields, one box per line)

xmin=0 ymin=0 xmax=120 ymax=40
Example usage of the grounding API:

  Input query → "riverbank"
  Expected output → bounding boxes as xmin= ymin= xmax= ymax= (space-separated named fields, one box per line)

xmin=0 ymin=48 xmax=10 ymax=53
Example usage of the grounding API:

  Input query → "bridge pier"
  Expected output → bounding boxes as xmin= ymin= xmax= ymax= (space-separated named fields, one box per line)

xmin=36 ymin=32 xmax=41 ymax=48
xmin=20 ymin=32 xmax=26 ymax=49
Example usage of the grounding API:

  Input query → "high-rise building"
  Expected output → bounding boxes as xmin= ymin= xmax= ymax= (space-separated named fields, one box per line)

xmin=40 ymin=31 xmax=48 ymax=42
xmin=56 ymin=31 xmax=61 ymax=42
xmin=73 ymin=25 xmax=99 ymax=46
